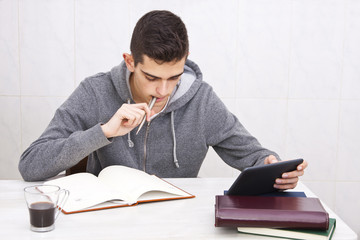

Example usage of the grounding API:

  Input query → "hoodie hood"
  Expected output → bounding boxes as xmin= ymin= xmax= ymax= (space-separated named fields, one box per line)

xmin=110 ymin=59 xmax=203 ymax=113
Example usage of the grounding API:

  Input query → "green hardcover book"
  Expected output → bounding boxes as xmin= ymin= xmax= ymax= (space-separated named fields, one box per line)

xmin=237 ymin=218 xmax=336 ymax=240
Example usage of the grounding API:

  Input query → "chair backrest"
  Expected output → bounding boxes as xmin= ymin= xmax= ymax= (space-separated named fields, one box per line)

xmin=65 ymin=157 xmax=88 ymax=176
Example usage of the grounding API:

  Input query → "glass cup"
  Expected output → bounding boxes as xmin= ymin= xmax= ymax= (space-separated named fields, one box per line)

xmin=24 ymin=185 xmax=69 ymax=232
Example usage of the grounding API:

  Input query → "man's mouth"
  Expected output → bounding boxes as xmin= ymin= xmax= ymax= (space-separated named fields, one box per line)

xmin=154 ymin=96 xmax=167 ymax=102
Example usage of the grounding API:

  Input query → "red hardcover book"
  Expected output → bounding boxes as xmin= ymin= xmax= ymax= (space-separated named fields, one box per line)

xmin=215 ymin=195 xmax=329 ymax=230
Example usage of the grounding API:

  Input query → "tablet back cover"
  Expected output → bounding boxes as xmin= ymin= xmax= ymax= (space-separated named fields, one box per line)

xmin=227 ymin=159 xmax=303 ymax=196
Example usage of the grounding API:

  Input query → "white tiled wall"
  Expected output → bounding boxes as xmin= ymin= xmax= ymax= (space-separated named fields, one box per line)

xmin=19 ymin=0 xmax=75 ymax=96
xmin=0 ymin=0 xmax=359 ymax=237
xmin=75 ymin=0 xmax=131 ymax=85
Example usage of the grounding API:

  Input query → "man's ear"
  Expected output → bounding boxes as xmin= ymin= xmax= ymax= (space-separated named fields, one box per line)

xmin=123 ymin=53 xmax=135 ymax=72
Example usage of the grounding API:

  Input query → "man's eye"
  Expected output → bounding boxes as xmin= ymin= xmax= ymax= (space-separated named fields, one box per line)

xmin=169 ymin=76 xmax=181 ymax=81
xmin=146 ymin=76 xmax=157 ymax=81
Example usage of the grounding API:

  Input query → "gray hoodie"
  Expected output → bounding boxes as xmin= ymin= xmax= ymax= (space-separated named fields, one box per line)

xmin=19 ymin=59 xmax=279 ymax=181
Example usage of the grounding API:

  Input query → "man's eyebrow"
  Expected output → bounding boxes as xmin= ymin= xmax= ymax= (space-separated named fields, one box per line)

xmin=141 ymin=70 xmax=184 ymax=79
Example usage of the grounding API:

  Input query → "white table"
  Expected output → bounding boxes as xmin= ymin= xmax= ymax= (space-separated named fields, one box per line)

xmin=0 ymin=178 xmax=357 ymax=240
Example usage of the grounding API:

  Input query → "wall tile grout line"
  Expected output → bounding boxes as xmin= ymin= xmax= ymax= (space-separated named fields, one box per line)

xmin=284 ymin=0 xmax=295 ymax=159
xmin=17 ymin=0 xmax=23 ymax=154
xmin=232 ymin=0 xmax=241 ymax=178
xmin=333 ymin=0 xmax=348 ymax=214
xmin=0 ymin=95 xmax=69 ymax=98
xmin=74 ymin=0 xmax=76 ymax=90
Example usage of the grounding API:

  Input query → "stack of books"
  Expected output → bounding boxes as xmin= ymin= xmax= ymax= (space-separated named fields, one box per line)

xmin=215 ymin=194 xmax=336 ymax=240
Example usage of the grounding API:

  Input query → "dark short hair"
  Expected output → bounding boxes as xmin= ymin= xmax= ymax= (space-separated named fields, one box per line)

xmin=130 ymin=10 xmax=189 ymax=66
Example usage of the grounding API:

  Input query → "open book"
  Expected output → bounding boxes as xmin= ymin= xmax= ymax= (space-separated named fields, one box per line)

xmin=45 ymin=165 xmax=194 ymax=214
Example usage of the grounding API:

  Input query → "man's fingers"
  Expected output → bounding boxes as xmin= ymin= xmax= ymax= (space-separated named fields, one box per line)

xmin=120 ymin=104 xmax=149 ymax=126
xmin=282 ymin=167 xmax=305 ymax=179
xmin=264 ymin=155 xmax=278 ymax=164
xmin=276 ymin=176 xmax=298 ymax=184
xmin=274 ymin=182 xmax=298 ymax=190
xmin=297 ymin=160 xmax=308 ymax=171
xmin=271 ymin=159 xmax=307 ymax=191
xmin=119 ymin=109 xmax=139 ymax=125
xmin=102 ymin=102 xmax=154 ymax=138
xmin=274 ymin=176 xmax=298 ymax=190
xmin=297 ymin=170 xmax=304 ymax=177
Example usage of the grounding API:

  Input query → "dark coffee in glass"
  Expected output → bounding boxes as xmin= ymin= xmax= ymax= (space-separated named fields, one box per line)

xmin=29 ymin=202 xmax=56 ymax=228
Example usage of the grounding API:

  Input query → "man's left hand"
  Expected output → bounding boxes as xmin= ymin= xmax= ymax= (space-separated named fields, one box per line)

xmin=264 ymin=155 xmax=308 ymax=190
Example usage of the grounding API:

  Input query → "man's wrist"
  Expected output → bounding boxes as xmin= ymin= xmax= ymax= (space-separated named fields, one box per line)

xmin=100 ymin=123 xmax=111 ymax=138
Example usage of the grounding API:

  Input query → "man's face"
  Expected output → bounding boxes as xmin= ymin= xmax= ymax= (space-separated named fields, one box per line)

xmin=128 ymin=55 xmax=186 ymax=110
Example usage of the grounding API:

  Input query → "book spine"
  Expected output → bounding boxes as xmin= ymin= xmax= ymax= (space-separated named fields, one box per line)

xmin=215 ymin=209 xmax=329 ymax=230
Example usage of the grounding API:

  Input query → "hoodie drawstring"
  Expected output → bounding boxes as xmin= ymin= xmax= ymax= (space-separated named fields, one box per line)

xmin=126 ymin=98 xmax=179 ymax=168
xmin=127 ymin=99 xmax=134 ymax=148
xmin=171 ymin=111 xmax=179 ymax=168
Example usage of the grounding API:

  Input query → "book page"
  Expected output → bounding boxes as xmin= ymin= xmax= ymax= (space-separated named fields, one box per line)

xmin=237 ymin=218 xmax=336 ymax=240
xmin=137 ymin=191 xmax=189 ymax=202
xmin=98 ymin=166 xmax=192 ymax=203
xmin=45 ymin=173 xmax=129 ymax=212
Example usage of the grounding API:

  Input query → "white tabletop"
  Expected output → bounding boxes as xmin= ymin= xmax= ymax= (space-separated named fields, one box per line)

xmin=0 ymin=178 xmax=357 ymax=240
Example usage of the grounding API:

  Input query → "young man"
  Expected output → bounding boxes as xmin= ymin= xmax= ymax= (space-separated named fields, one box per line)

xmin=19 ymin=10 xmax=307 ymax=189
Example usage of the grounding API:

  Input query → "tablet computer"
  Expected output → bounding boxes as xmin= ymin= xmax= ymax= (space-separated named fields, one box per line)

xmin=226 ymin=158 xmax=304 ymax=196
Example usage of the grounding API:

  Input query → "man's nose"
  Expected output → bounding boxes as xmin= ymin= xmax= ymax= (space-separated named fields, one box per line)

xmin=156 ymin=80 xmax=168 ymax=95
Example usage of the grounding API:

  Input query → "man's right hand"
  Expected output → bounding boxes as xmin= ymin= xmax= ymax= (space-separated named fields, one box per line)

xmin=101 ymin=103 xmax=154 ymax=138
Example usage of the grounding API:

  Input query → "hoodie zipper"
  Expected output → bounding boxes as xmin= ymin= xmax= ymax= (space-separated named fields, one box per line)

xmin=143 ymin=121 xmax=151 ymax=172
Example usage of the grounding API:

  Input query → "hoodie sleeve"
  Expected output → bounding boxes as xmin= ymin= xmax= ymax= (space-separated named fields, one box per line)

xmin=203 ymin=87 xmax=280 ymax=170
xmin=18 ymin=79 xmax=111 ymax=181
